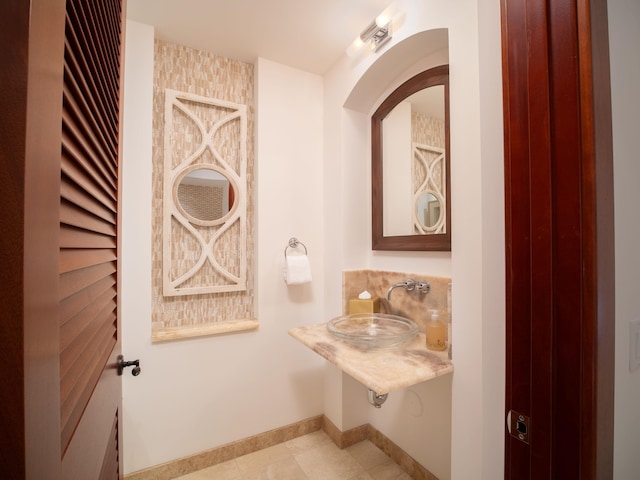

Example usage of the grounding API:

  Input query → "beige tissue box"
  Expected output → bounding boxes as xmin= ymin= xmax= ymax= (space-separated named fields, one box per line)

xmin=348 ymin=297 xmax=380 ymax=314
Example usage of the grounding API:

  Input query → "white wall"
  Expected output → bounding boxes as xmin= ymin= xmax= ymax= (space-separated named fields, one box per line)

xmin=610 ymin=0 xmax=640 ymax=477
xmin=323 ymin=1 xmax=505 ymax=479
xmin=121 ymin=21 xmax=326 ymax=474
xmin=476 ymin=0 xmax=506 ymax=476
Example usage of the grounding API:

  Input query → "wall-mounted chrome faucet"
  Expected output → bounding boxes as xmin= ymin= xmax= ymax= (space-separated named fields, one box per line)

xmin=386 ymin=279 xmax=430 ymax=301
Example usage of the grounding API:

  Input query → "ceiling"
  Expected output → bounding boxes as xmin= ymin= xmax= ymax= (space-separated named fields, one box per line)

xmin=126 ymin=0 xmax=392 ymax=75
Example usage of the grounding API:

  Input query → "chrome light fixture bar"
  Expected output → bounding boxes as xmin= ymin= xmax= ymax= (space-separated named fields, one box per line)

xmin=346 ymin=10 xmax=394 ymax=57
xmin=360 ymin=17 xmax=392 ymax=51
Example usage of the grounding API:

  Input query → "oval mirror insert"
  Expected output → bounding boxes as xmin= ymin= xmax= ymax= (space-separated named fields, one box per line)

xmin=415 ymin=192 xmax=442 ymax=230
xmin=175 ymin=168 xmax=235 ymax=223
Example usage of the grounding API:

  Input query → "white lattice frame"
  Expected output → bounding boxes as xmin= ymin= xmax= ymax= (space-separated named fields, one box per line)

xmin=162 ymin=89 xmax=247 ymax=296
xmin=413 ymin=142 xmax=446 ymax=234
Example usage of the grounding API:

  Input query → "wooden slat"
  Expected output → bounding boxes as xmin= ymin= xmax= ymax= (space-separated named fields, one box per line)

xmin=59 ymin=274 xmax=115 ymax=329
xmin=65 ymin=6 xmax=118 ymax=143
xmin=62 ymin=86 xmax=117 ymax=186
xmin=61 ymin=176 xmax=117 ymax=224
xmin=66 ymin=6 xmax=116 ymax=109
xmin=60 ymin=298 xmax=117 ymax=378
xmin=60 ymin=225 xmax=116 ymax=249
xmin=62 ymin=133 xmax=117 ymax=206
xmin=60 ymin=329 xmax=115 ymax=432
xmin=82 ymin=0 xmax=121 ymax=115
xmin=61 ymin=156 xmax=116 ymax=215
xmin=61 ymin=199 xmax=116 ymax=236
xmin=59 ymin=249 xmax=116 ymax=275
xmin=62 ymin=49 xmax=117 ymax=166
xmin=60 ymin=331 xmax=115 ymax=450
xmin=99 ymin=413 xmax=119 ymax=480
xmin=94 ymin=2 xmax=121 ymax=78
xmin=59 ymin=262 xmax=116 ymax=301
xmin=60 ymin=298 xmax=117 ymax=380
xmin=60 ymin=310 xmax=115 ymax=409
xmin=84 ymin=1 xmax=120 ymax=93
xmin=60 ymin=298 xmax=116 ymax=358
xmin=65 ymin=3 xmax=118 ymax=135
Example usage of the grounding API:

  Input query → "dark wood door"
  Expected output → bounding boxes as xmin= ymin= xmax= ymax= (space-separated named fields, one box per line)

xmin=501 ymin=0 xmax=615 ymax=478
xmin=1 ymin=0 xmax=126 ymax=478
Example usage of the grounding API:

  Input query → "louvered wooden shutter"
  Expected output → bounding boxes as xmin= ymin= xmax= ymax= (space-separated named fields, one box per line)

xmin=59 ymin=0 xmax=123 ymax=453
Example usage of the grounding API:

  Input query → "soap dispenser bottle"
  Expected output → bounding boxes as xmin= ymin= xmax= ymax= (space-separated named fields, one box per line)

xmin=426 ymin=309 xmax=446 ymax=351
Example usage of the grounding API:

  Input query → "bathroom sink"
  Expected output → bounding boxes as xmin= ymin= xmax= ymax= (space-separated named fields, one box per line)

xmin=327 ymin=313 xmax=419 ymax=349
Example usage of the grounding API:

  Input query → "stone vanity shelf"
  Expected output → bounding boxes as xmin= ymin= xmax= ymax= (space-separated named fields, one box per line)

xmin=288 ymin=322 xmax=453 ymax=396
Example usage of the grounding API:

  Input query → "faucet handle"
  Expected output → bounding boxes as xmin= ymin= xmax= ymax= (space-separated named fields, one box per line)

xmin=386 ymin=278 xmax=430 ymax=300
xmin=416 ymin=281 xmax=431 ymax=294
xmin=403 ymin=279 xmax=416 ymax=291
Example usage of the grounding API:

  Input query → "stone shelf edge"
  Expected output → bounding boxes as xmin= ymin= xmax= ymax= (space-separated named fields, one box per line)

xmin=288 ymin=322 xmax=453 ymax=395
xmin=152 ymin=319 xmax=259 ymax=342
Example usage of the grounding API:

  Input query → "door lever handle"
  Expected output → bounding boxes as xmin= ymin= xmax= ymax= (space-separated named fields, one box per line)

xmin=117 ymin=355 xmax=141 ymax=376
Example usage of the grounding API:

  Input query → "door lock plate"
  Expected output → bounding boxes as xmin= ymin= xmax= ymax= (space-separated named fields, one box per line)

xmin=507 ymin=410 xmax=530 ymax=444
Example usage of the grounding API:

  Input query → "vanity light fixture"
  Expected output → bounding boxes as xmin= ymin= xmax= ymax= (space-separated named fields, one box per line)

xmin=346 ymin=10 xmax=393 ymax=57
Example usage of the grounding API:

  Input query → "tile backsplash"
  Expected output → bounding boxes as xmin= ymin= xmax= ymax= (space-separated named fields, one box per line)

xmin=342 ymin=270 xmax=451 ymax=333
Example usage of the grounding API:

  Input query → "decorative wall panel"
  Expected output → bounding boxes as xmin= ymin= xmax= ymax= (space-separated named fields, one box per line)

xmin=162 ymin=89 xmax=247 ymax=296
xmin=152 ymin=40 xmax=256 ymax=341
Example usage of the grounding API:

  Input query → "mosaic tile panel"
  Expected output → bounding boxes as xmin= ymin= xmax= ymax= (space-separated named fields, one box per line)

xmin=151 ymin=40 xmax=255 ymax=338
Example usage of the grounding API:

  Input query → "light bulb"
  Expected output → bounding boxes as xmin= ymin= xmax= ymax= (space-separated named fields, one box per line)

xmin=375 ymin=13 xmax=390 ymax=28
xmin=346 ymin=36 xmax=365 ymax=57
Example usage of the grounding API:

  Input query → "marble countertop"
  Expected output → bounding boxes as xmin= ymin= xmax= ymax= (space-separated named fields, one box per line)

xmin=289 ymin=322 xmax=453 ymax=395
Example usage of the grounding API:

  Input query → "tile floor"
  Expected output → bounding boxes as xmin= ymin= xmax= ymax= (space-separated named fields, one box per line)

xmin=175 ymin=430 xmax=412 ymax=480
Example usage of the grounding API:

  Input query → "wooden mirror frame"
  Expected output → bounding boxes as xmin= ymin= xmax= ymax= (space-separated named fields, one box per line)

xmin=371 ymin=65 xmax=451 ymax=251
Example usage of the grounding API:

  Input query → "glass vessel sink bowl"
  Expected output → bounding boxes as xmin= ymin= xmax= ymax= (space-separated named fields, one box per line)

xmin=327 ymin=313 xmax=419 ymax=349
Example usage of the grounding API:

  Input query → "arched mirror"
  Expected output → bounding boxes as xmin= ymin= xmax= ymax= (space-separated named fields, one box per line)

xmin=372 ymin=65 xmax=450 ymax=250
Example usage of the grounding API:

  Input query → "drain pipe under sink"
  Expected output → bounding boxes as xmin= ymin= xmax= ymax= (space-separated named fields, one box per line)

xmin=367 ymin=389 xmax=388 ymax=408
